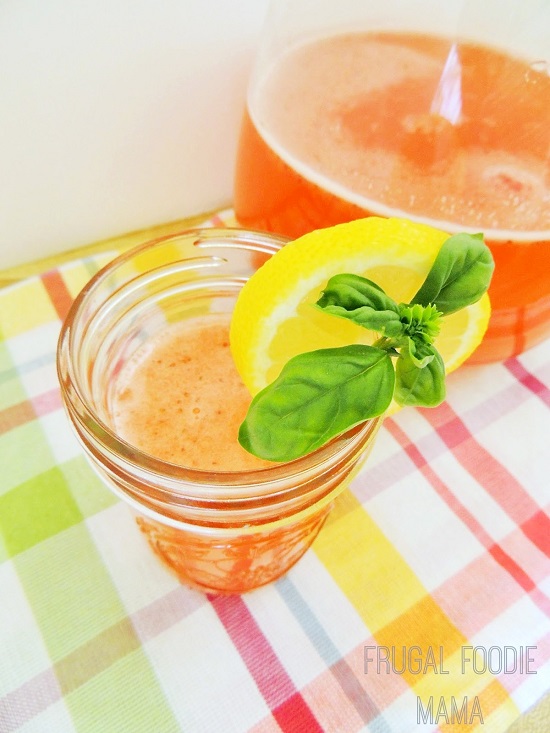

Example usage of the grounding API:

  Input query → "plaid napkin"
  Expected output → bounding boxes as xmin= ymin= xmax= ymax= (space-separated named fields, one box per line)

xmin=1 ymin=211 xmax=549 ymax=733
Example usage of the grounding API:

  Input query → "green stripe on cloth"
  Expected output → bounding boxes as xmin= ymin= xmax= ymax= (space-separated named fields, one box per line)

xmin=0 ymin=342 xmax=26 ymax=410
xmin=0 ymin=466 xmax=83 ymax=557
xmin=61 ymin=456 xmax=118 ymax=519
xmin=14 ymin=524 xmax=127 ymax=661
xmin=66 ymin=649 xmax=181 ymax=733
xmin=0 ymin=421 xmax=56 ymax=497
xmin=55 ymin=617 xmax=141 ymax=695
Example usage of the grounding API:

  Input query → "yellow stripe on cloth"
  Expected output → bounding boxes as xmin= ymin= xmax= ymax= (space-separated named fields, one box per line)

xmin=314 ymin=489 xmax=426 ymax=632
xmin=314 ymin=491 xmax=519 ymax=731
xmin=0 ymin=279 xmax=58 ymax=338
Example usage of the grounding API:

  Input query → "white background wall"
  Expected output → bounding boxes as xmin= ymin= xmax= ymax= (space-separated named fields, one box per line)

xmin=0 ymin=0 xmax=270 ymax=268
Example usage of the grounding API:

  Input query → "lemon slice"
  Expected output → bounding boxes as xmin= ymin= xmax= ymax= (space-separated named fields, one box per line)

xmin=230 ymin=217 xmax=490 ymax=397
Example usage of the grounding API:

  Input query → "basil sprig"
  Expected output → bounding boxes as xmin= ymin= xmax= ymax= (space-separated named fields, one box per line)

xmin=239 ymin=233 xmax=494 ymax=461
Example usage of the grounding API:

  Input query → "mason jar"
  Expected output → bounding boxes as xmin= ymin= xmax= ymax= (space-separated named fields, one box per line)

xmin=57 ymin=228 xmax=381 ymax=594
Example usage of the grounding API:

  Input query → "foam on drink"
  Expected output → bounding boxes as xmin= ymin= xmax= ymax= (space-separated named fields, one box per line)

xmin=112 ymin=314 xmax=272 ymax=471
xmin=248 ymin=32 xmax=550 ymax=237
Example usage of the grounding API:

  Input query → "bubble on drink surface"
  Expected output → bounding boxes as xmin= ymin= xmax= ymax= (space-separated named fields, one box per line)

xmin=529 ymin=60 xmax=549 ymax=75
xmin=483 ymin=164 xmax=542 ymax=195
xmin=477 ymin=163 xmax=550 ymax=230
xmin=525 ymin=60 xmax=550 ymax=87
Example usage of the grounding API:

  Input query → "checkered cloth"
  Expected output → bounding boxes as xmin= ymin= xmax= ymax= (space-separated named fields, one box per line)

xmin=1 ymin=211 xmax=549 ymax=733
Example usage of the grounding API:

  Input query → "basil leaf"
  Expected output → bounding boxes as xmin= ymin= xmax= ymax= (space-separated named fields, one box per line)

xmin=318 ymin=304 xmax=403 ymax=335
xmin=412 ymin=233 xmax=494 ymax=314
xmin=239 ymin=345 xmax=395 ymax=461
xmin=394 ymin=346 xmax=446 ymax=407
xmin=316 ymin=273 xmax=402 ymax=335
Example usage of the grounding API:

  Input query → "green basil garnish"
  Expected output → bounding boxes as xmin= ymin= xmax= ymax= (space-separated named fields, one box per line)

xmin=239 ymin=232 xmax=494 ymax=461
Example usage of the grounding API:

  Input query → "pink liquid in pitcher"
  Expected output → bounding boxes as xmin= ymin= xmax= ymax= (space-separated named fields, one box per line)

xmin=234 ymin=32 xmax=550 ymax=361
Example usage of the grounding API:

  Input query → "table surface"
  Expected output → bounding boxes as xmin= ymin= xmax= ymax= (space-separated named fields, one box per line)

xmin=0 ymin=210 xmax=549 ymax=733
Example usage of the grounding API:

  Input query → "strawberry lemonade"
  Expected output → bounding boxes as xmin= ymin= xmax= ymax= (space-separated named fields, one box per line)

xmin=234 ymin=32 xmax=550 ymax=361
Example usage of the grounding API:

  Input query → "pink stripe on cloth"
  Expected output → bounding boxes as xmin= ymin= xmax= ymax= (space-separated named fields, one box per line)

xmin=209 ymin=213 xmax=230 ymax=227
xmin=530 ymin=588 xmax=550 ymax=617
xmin=420 ymin=401 xmax=548 ymax=555
xmin=385 ymin=419 xmax=544 ymax=601
xmin=504 ymin=357 xmax=550 ymax=408
xmin=488 ymin=546 xmax=536 ymax=593
xmin=31 ymin=388 xmax=63 ymax=417
xmin=497 ymin=631 xmax=550 ymax=693
xmin=0 ymin=668 xmax=61 ymax=733
xmin=432 ymin=554 xmax=524 ymax=639
xmin=209 ymin=594 xmax=324 ymax=733
xmin=521 ymin=511 xmax=550 ymax=558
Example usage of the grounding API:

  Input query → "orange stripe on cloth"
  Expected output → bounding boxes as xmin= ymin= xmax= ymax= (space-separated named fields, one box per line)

xmin=40 ymin=270 xmax=74 ymax=321
xmin=0 ymin=400 xmax=36 ymax=436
